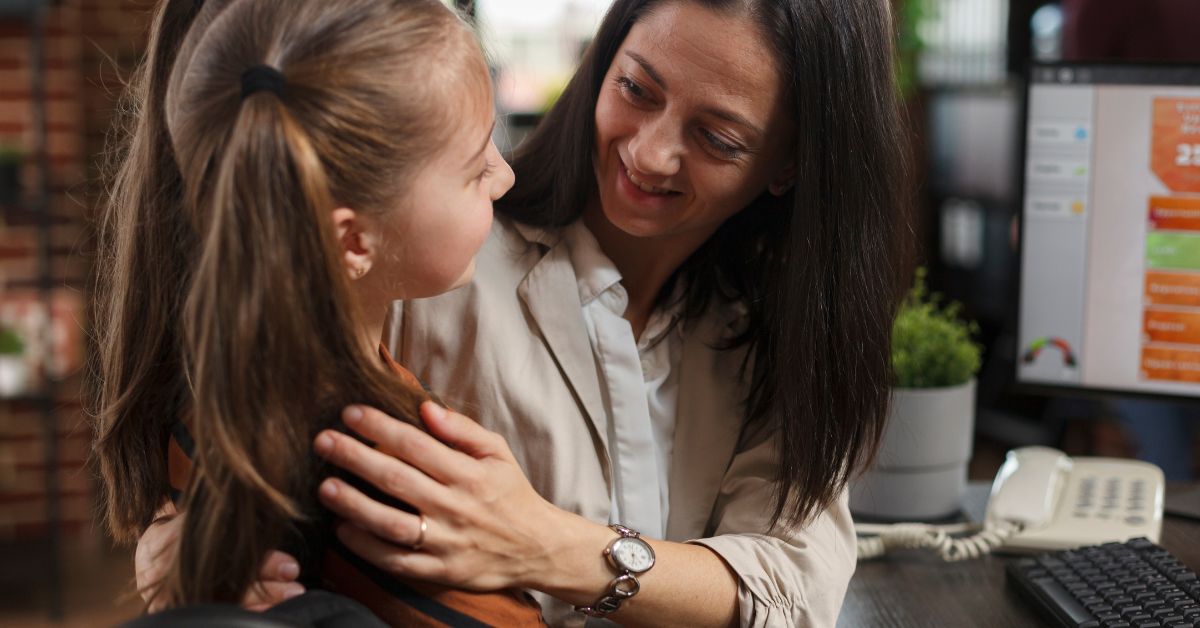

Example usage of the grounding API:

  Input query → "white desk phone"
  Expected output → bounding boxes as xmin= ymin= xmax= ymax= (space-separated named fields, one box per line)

xmin=856 ymin=446 xmax=1166 ymax=561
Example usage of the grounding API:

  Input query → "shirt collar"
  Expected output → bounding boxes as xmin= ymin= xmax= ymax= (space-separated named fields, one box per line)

xmin=563 ymin=220 xmax=625 ymax=309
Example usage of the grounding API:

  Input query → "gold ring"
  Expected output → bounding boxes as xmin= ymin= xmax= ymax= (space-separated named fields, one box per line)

xmin=412 ymin=514 xmax=428 ymax=551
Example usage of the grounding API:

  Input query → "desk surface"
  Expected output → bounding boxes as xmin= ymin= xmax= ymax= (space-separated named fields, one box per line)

xmin=839 ymin=483 xmax=1200 ymax=628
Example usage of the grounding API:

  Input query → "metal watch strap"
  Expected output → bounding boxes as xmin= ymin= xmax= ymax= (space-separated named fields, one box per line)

xmin=610 ymin=523 xmax=637 ymax=538
xmin=574 ymin=525 xmax=646 ymax=618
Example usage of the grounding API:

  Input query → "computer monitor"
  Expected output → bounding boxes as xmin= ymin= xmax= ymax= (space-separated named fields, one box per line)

xmin=1016 ymin=63 xmax=1200 ymax=518
xmin=1018 ymin=63 xmax=1200 ymax=398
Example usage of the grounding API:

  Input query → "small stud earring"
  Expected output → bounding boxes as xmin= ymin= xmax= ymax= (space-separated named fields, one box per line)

xmin=356 ymin=266 xmax=367 ymax=278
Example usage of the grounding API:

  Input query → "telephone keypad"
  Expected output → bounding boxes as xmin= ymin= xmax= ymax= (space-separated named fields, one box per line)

xmin=1070 ymin=475 xmax=1157 ymax=531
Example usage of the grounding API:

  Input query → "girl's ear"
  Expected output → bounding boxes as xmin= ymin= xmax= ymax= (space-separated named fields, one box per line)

xmin=331 ymin=207 xmax=378 ymax=280
xmin=769 ymin=161 xmax=796 ymax=197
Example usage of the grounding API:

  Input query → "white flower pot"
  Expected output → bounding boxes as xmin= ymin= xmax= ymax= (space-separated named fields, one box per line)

xmin=849 ymin=379 xmax=976 ymax=521
xmin=0 ymin=355 xmax=30 ymax=398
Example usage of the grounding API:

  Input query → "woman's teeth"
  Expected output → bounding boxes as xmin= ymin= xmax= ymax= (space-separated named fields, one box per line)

xmin=626 ymin=168 xmax=673 ymax=195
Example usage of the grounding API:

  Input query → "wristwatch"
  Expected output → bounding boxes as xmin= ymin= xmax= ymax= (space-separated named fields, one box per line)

xmin=575 ymin=524 xmax=656 ymax=617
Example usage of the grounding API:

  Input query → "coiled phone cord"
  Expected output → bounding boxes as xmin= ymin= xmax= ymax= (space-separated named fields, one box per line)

xmin=855 ymin=521 xmax=1023 ymax=562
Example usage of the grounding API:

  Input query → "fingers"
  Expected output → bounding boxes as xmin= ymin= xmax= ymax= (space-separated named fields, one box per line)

xmin=419 ymin=402 xmax=511 ymax=461
xmin=136 ymin=514 xmax=184 ymax=607
xmin=313 ymin=429 xmax=447 ymax=510
xmin=339 ymin=405 xmax=475 ymax=484
xmin=241 ymin=580 xmax=307 ymax=612
xmin=318 ymin=477 xmax=426 ymax=548
xmin=239 ymin=550 xmax=305 ymax=610
xmin=259 ymin=550 xmax=301 ymax=582
xmin=335 ymin=522 xmax=446 ymax=581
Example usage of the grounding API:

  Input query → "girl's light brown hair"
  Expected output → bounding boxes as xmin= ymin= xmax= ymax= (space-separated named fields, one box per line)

xmin=91 ymin=0 xmax=487 ymax=606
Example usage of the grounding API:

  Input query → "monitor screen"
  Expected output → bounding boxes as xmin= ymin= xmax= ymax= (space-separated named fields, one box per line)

xmin=1018 ymin=63 xmax=1200 ymax=398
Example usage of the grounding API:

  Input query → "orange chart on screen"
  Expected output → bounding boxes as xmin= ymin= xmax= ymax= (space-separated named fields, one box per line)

xmin=1152 ymin=98 xmax=1200 ymax=194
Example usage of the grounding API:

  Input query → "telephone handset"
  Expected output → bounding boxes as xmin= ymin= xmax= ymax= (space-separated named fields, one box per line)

xmin=856 ymin=446 xmax=1166 ymax=561
xmin=985 ymin=446 xmax=1165 ymax=553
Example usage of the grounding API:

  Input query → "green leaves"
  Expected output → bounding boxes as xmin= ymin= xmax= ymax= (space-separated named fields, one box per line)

xmin=0 ymin=325 xmax=23 ymax=356
xmin=892 ymin=268 xmax=981 ymax=388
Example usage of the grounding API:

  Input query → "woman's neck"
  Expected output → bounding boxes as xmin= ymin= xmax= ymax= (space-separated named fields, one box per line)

xmin=581 ymin=201 xmax=711 ymax=339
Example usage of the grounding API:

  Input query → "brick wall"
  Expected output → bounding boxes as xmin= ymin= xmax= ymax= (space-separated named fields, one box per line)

xmin=0 ymin=0 xmax=152 ymax=541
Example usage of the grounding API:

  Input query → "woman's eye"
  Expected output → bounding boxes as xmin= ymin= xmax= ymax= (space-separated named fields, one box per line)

xmin=615 ymin=76 xmax=647 ymax=102
xmin=700 ymin=129 xmax=743 ymax=159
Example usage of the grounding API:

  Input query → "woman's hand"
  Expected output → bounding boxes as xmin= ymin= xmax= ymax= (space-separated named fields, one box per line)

xmin=135 ymin=503 xmax=306 ymax=611
xmin=315 ymin=403 xmax=743 ymax=626
xmin=313 ymin=402 xmax=569 ymax=591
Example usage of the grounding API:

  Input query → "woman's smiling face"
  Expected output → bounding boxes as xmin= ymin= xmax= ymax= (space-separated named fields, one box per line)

xmin=592 ymin=1 xmax=795 ymax=249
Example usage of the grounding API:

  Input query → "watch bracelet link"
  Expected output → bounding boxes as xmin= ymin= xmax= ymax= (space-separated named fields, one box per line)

xmin=576 ymin=573 xmax=640 ymax=617
xmin=574 ymin=524 xmax=649 ymax=617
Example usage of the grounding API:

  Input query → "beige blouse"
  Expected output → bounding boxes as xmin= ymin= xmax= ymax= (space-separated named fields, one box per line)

xmin=385 ymin=216 xmax=857 ymax=628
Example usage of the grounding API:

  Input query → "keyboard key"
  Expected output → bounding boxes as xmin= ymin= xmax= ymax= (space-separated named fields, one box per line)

xmin=1041 ymin=557 xmax=1068 ymax=569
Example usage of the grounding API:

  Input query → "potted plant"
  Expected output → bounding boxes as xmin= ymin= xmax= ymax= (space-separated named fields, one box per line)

xmin=850 ymin=268 xmax=983 ymax=521
xmin=0 ymin=324 xmax=28 ymax=398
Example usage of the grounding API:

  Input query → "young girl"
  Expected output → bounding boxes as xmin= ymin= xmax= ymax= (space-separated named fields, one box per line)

xmin=91 ymin=0 xmax=533 ymax=624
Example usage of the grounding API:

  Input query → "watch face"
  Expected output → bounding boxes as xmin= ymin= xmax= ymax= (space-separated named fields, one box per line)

xmin=610 ymin=537 xmax=656 ymax=573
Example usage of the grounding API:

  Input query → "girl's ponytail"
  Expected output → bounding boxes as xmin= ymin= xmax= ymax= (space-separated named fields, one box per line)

xmin=169 ymin=92 xmax=360 ymax=603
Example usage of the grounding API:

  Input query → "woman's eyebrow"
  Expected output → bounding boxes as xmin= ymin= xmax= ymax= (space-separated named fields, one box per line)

xmin=625 ymin=51 xmax=667 ymax=89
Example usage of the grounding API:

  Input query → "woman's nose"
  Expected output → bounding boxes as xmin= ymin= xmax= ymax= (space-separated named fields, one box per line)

xmin=627 ymin=114 xmax=682 ymax=177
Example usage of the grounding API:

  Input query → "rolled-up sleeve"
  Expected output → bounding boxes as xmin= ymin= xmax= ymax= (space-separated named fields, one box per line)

xmin=686 ymin=420 xmax=857 ymax=628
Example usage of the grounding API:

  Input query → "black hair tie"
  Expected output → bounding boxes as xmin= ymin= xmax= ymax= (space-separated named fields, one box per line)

xmin=241 ymin=65 xmax=286 ymax=100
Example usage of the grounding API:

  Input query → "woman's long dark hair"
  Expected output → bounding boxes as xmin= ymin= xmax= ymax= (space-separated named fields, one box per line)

xmin=92 ymin=0 xmax=483 ymax=606
xmin=499 ymin=0 xmax=911 ymax=528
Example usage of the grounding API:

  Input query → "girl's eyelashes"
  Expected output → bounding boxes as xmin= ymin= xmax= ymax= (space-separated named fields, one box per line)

xmin=476 ymin=159 xmax=495 ymax=183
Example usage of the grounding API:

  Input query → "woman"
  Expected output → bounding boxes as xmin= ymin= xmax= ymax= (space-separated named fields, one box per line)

xmin=140 ymin=0 xmax=908 ymax=625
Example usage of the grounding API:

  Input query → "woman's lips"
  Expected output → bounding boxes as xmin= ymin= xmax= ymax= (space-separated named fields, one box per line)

xmin=616 ymin=158 xmax=681 ymax=206
xmin=625 ymin=167 xmax=675 ymax=195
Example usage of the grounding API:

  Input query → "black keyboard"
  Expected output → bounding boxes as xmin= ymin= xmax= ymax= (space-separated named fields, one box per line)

xmin=1008 ymin=538 xmax=1200 ymax=628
